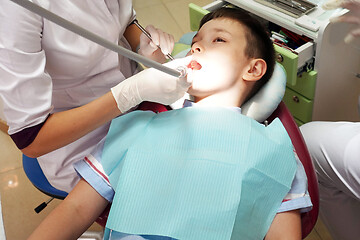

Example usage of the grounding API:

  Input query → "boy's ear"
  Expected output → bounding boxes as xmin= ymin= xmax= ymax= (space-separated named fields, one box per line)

xmin=243 ymin=59 xmax=267 ymax=82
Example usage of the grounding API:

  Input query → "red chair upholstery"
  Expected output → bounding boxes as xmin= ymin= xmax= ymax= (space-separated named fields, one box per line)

xmin=268 ymin=101 xmax=319 ymax=239
xmin=137 ymin=101 xmax=172 ymax=112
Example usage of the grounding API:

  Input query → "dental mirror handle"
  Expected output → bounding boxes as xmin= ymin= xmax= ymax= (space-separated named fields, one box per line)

xmin=9 ymin=0 xmax=182 ymax=78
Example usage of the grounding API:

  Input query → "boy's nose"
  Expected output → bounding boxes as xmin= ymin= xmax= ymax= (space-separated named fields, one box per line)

xmin=191 ymin=43 xmax=202 ymax=53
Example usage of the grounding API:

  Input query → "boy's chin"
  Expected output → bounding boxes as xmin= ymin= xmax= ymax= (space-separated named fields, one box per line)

xmin=187 ymin=87 xmax=196 ymax=96
xmin=187 ymin=87 xmax=209 ymax=98
xmin=187 ymin=87 xmax=201 ymax=97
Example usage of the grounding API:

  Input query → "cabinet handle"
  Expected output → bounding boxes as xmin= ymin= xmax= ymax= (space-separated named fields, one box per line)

xmin=292 ymin=95 xmax=300 ymax=103
xmin=276 ymin=54 xmax=284 ymax=63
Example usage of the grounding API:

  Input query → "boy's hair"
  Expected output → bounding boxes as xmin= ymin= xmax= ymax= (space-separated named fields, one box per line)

xmin=199 ymin=7 xmax=275 ymax=102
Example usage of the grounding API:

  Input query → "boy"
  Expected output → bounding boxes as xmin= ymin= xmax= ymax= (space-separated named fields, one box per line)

xmin=29 ymin=7 xmax=312 ymax=240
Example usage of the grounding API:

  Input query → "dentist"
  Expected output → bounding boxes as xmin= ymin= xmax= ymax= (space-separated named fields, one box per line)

xmin=0 ymin=0 xmax=191 ymax=193
xmin=300 ymin=1 xmax=360 ymax=239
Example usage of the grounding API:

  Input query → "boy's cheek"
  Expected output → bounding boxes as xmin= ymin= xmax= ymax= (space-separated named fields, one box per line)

xmin=185 ymin=70 xmax=204 ymax=93
xmin=186 ymin=68 xmax=195 ymax=84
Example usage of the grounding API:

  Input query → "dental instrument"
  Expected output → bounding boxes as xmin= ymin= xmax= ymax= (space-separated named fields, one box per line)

xmin=132 ymin=20 xmax=175 ymax=61
xmin=9 ymin=0 xmax=186 ymax=78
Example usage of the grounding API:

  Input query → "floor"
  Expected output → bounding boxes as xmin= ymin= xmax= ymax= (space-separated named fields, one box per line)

xmin=0 ymin=0 xmax=333 ymax=239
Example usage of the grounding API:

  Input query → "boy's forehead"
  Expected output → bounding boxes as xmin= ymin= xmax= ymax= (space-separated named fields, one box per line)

xmin=197 ymin=18 xmax=247 ymax=37
xmin=201 ymin=18 xmax=244 ymax=31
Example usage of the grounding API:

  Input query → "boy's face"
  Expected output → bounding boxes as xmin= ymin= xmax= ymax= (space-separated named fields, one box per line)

xmin=187 ymin=18 xmax=251 ymax=98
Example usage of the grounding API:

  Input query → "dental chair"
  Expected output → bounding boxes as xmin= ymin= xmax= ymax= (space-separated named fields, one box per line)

xmin=268 ymin=101 xmax=319 ymax=239
xmin=22 ymin=63 xmax=318 ymax=238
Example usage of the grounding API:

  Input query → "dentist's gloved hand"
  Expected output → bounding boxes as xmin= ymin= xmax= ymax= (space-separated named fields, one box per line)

xmin=138 ymin=25 xmax=175 ymax=63
xmin=111 ymin=56 xmax=192 ymax=113
xmin=322 ymin=0 xmax=360 ymax=43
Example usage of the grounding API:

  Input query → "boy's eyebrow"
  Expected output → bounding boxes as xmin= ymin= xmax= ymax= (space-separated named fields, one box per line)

xmin=212 ymin=28 xmax=232 ymax=36
xmin=191 ymin=28 xmax=231 ymax=45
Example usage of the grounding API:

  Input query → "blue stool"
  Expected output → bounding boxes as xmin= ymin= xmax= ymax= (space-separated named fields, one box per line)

xmin=22 ymin=155 xmax=68 ymax=213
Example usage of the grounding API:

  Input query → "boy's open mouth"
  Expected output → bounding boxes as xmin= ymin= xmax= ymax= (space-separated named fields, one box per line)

xmin=187 ymin=60 xmax=202 ymax=70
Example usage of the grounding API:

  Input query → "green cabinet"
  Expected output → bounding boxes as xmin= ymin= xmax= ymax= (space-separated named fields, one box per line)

xmin=275 ymin=45 xmax=317 ymax=125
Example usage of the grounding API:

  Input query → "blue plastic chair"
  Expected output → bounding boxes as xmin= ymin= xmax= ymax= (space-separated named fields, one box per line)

xmin=22 ymin=154 xmax=68 ymax=213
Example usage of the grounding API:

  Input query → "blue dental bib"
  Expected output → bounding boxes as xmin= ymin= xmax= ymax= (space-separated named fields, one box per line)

xmin=102 ymin=107 xmax=296 ymax=240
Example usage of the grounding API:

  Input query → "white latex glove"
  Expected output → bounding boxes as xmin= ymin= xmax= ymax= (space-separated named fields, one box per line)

xmin=138 ymin=25 xmax=175 ymax=63
xmin=111 ymin=56 xmax=192 ymax=113
xmin=323 ymin=0 xmax=360 ymax=43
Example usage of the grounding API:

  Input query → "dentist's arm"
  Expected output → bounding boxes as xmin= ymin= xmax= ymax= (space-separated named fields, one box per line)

xmin=21 ymin=57 xmax=191 ymax=158
xmin=21 ymin=91 xmax=120 ymax=158
xmin=124 ymin=22 xmax=142 ymax=52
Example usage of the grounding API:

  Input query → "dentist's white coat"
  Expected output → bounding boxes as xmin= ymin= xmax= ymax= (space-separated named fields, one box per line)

xmin=300 ymin=121 xmax=360 ymax=240
xmin=0 ymin=0 xmax=137 ymax=192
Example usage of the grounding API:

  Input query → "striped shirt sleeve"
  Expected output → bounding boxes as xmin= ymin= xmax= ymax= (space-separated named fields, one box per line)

xmin=277 ymin=149 xmax=313 ymax=213
xmin=74 ymin=138 xmax=115 ymax=202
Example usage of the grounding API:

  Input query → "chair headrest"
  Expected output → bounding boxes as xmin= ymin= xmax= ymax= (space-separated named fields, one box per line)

xmin=241 ymin=63 xmax=287 ymax=122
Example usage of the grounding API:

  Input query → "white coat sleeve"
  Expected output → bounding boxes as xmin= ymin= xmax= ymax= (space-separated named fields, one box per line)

xmin=0 ymin=0 xmax=53 ymax=144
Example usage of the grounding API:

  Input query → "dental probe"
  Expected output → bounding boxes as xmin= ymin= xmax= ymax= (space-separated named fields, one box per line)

xmin=9 ymin=0 xmax=186 ymax=78
xmin=132 ymin=20 xmax=175 ymax=60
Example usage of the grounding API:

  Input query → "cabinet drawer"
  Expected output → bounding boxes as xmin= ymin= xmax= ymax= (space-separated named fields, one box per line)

xmin=283 ymin=88 xmax=313 ymax=123
xmin=274 ymin=41 xmax=314 ymax=87
xmin=274 ymin=45 xmax=298 ymax=86
xmin=287 ymin=70 xmax=317 ymax=100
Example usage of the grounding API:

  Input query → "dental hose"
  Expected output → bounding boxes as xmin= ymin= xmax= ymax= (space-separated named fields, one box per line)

xmin=9 ymin=0 xmax=186 ymax=78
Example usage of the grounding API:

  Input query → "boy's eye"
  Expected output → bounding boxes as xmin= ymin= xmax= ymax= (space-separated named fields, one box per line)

xmin=214 ymin=37 xmax=225 ymax=43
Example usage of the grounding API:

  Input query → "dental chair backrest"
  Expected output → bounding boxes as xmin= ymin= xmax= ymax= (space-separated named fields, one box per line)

xmin=267 ymin=101 xmax=319 ymax=239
